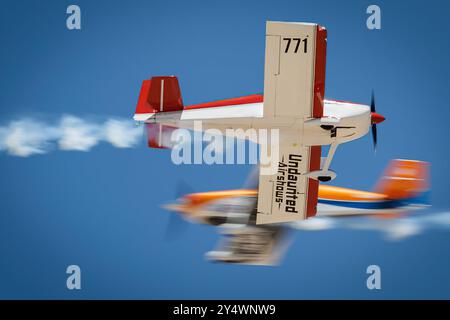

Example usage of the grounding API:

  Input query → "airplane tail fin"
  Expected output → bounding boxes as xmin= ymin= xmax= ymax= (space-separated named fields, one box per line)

xmin=135 ymin=76 xmax=184 ymax=148
xmin=135 ymin=76 xmax=184 ymax=115
xmin=374 ymin=159 xmax=430 ymax=205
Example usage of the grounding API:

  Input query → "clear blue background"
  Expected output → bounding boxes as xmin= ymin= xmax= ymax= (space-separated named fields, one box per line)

xmin=0 ymin=0 xmax=449 ymax=299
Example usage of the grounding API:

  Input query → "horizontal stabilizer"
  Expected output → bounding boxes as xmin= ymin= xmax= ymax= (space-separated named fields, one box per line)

xmin=146 ymin=123 xmax=178 ymax=149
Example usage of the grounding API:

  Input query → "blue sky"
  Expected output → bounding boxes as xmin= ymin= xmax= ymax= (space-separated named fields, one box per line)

xmin=0 ymin=0 xmax=450 ymax=299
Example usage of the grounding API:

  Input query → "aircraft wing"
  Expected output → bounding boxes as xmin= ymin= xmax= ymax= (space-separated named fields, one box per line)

xmin=263 ymin=21 xmax=326 ymax=120
xmin=254 ymin=22 xmax=326 ymax=224
xmin=206 ymin=224 xmax=289 ymax=266
xmin=257 ymin=145 xmax=320 ymax=224
xmin=204 ymin=182 xmax=290 ymax=266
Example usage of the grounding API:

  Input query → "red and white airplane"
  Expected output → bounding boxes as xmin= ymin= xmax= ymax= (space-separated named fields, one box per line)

xmin=134 ymin=21 xmax=385 ymax=225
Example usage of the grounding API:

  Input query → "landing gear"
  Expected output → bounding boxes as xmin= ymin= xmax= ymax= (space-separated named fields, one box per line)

xmin=305 ymin=142 xmax=339 ymax=182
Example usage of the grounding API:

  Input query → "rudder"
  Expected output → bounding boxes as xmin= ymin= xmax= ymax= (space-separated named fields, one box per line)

xmin=374 ymin=159 xmax=430 ymax=201
xmin=135 ymin=76 xmax=184 ymax=116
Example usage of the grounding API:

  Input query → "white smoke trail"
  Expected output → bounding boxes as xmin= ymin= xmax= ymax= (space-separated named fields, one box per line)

xmin=291 ymin=211 xmax=450 ymax=241
xmin=0 ymin=115 xmax=143 ymax=157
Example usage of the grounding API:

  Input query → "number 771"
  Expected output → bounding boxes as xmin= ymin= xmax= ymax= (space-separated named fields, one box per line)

xmin=283 ymin=37 xmax=308 ymax=53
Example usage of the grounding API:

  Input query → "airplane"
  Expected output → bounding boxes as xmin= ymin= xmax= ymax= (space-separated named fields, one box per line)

xmin=163 ymin=159 xmax=430 ymax=265
xmin=133 ymin=21 xmax=386 ymax=224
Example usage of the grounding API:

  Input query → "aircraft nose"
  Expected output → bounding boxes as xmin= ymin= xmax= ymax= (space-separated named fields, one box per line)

xmin=371 ymin=112 xmax=385 ymax=124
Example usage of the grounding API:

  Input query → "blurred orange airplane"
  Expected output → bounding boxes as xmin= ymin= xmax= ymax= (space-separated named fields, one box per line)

xmin=164 ymin=159 xmax=430 ymax=265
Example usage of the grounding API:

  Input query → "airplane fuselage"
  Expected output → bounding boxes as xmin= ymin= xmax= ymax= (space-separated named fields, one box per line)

xmin=137 ymin=99 xmax=372 ymax=148
xmin=164 ymin=184 xmax=424 ymax=226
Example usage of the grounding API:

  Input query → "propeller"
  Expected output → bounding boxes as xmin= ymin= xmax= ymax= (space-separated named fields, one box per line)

xmin=165 ymin=180 xmax=193 ymax=240
xmin=370 ymin=91 xmax=385 ymax=152
xmin=241 ymin=166 xmax=259 ymax=225
xmin=165 ymin=210 xmax=186 ymax=240
xmin=242 ymin=165 xmax=260 ymax=190
xmin=371 ymin=91 xmax=377 ymax=150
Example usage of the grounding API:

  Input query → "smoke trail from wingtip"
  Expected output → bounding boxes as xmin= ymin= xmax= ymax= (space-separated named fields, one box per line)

xmin=0 ymin=115 xmax=143 ymax=157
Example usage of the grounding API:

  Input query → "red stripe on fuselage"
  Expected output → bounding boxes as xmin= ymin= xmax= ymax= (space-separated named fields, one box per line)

xmin=158 ymin=94 xmax=363 ymax=113
xmin=184 ymin=94 xmax=263 ymax=110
